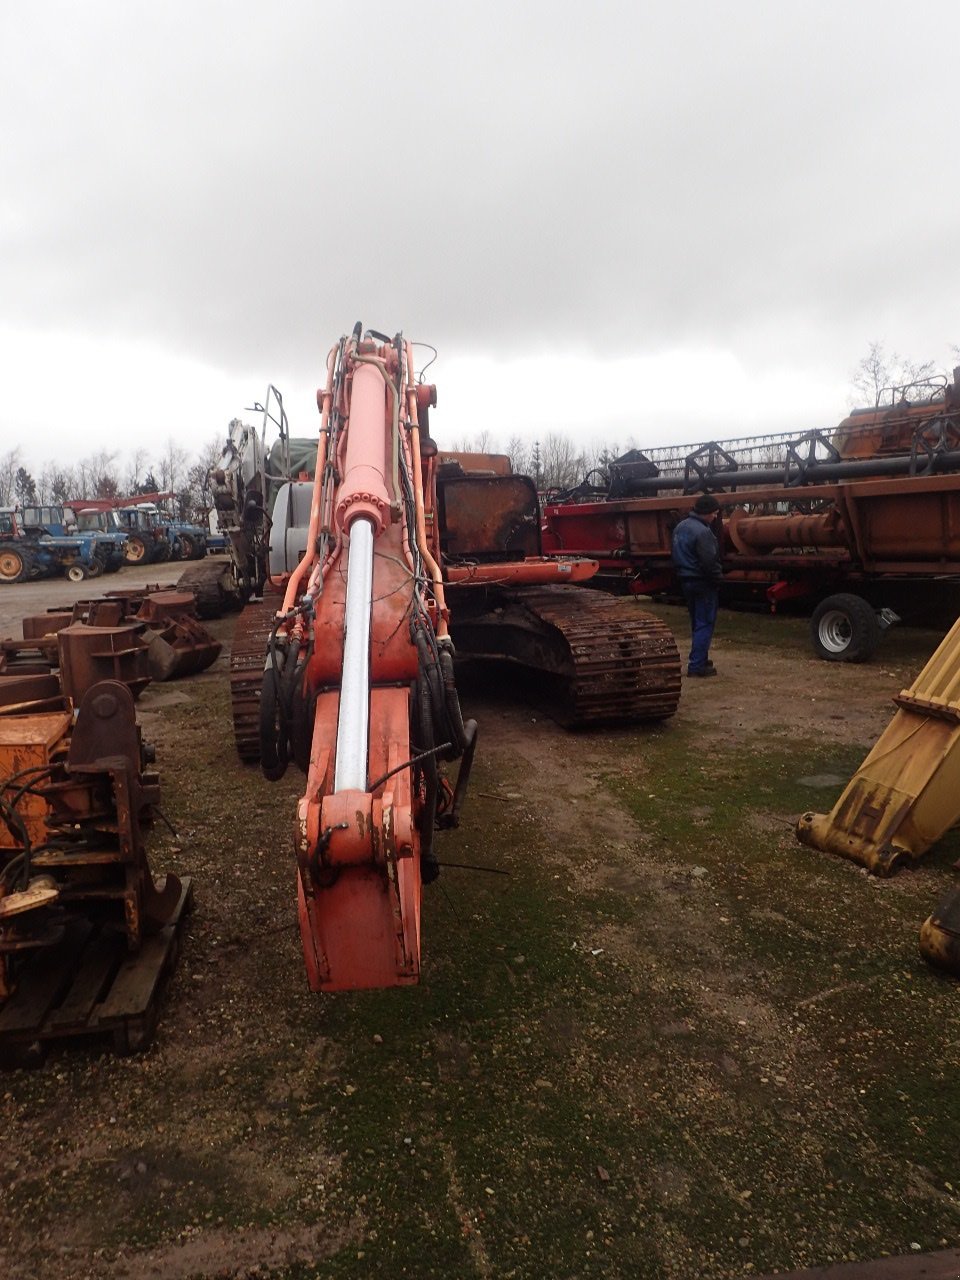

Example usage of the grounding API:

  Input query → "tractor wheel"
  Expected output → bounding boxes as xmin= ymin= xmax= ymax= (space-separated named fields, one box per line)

xmin=86 ymin=557 xmax=105 ymax=579
xmin=125 ymin=535 xmax=148 ymax=564
xmin=178 ymin=534 xmax=195 ymax=560
xmin=152 ymin=539 xmax=171 ymax=564
xmin=0 ymin=545 xmax=30 ymax=584
xmin=66 ymin=564 xmax=87 ymax=584
xmin=810 ymin=593 xmax=881 ymax=663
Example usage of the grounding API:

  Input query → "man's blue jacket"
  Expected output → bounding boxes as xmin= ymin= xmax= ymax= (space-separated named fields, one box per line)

xmin=671 ymin=515 xmax=722 ymax=585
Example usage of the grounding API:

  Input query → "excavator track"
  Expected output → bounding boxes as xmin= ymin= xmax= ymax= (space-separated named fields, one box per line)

xmin=176 ymin=559 xmax=242 ymax=620
xmin=449 ymin=584 xmax=681 ymax=727
xmin=229 ymin=599 xmax=275 ymax=762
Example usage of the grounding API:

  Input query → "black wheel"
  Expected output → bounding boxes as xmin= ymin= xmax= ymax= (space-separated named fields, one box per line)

xmin=66 ymin=563 xmax=87 ymax=584
xmin=152 ymin=539 xmax=171 ymax=563
xmin=810 ymin=593 xmax=881 ymax=663
xmin=86 ymin=557 xmax=105 ymax=579
xmin=177 ymin=534 xmax=195 ymax=560
xmin=0 ymin=545 xmax=32 ymax=584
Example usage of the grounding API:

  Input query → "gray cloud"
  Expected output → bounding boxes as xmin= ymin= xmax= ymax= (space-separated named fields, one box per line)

xmin=2 ymin=0 xmax=958 ymax=439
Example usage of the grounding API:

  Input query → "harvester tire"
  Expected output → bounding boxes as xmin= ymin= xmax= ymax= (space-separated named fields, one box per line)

xmin=125 ymin=535 xmax=148 ymax=564
xmin=0 ymin=545 xmax=31 ymax=584
xmin=66 ymin=563 xmax=87 ymax=584
xmin=810 ymin=593 xmax=880 ymax=663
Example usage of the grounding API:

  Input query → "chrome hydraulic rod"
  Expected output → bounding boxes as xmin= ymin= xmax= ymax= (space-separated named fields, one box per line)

xmin=334 ymin=516 xmax=375 ymax=792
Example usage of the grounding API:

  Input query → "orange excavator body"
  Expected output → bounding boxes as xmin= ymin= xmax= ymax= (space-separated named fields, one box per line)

xmin=253 ymin=327 xmax=680 ymax=993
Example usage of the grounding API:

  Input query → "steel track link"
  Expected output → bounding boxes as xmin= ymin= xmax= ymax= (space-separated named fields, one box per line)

xmin=448 ymin=584 xmax=682 ymax=727
xmin=229 ymin=599 xmax=275 ymax=763
xmin=503 ymin=585 xmax=681 ymax=726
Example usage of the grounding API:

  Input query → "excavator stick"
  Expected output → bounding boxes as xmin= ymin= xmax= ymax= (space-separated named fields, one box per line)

xmin=260 ymin=327 xmax=475 ymax=992
xmin=797 ymin=616 xmax=960 ymax=875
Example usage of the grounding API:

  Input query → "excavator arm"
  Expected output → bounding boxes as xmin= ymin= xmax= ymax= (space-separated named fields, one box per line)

xmin=261 ymin=326 xmax=475 ymax=991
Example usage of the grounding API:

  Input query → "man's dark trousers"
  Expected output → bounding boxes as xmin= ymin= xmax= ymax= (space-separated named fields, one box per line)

xmin=681 ymin=580 xmax=718 ymax=673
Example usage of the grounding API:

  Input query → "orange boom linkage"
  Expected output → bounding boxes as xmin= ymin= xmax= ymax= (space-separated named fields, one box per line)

xmin=263 ymin=325 xmax=476 ymax=991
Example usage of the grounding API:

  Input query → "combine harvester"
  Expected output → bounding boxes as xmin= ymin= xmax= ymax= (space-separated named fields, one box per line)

xmin=542 ymin=369 xmax=960 ymax=662
xmin=221 ymin=325 xmax=681 ymax=992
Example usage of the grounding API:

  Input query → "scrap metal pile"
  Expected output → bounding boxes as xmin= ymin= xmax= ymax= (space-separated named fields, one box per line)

xmin=0 ymin=669 xmax=190 ymax=1058
xmin=0 ymin=587 xmax=215 ymax=1057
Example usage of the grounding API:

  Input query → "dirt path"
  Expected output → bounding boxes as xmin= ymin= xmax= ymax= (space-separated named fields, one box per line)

xmin=2 ymin=602 xmax=959 ymax=1279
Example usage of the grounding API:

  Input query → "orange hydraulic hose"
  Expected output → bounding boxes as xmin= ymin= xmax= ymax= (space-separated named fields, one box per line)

xmin=280 ymin=344 xmax=338 ymax=615
xmin=404 ymin=340 xmax=449 ymax=632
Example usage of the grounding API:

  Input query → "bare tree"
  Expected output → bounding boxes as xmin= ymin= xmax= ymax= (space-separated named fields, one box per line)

xmin=506 ymin=434 xmax=532 ymax=477
xmin=0 ymin=448 xmax=22 ymax=505
xmin=448 ymin=430 xmax=497 ymax=454
xmin=158 ymin=438 xmax=188 ymax=494
xmin=124 ymin=447 xmax=149 ymax=495
xmin=181 ymin=436 xmax=223 ymax=521
xmin=851 ymin=340 xmax=936 ymax=407
xmin=540 ymin=432 xmax=585 ymax=491
xmin=82 ymin=450 xmax=120 ymax=500
xmin=38 ymin=466 xmax=74 ymax=504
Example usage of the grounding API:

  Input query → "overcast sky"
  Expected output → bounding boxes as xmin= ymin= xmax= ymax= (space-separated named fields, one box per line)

xmin=2 ymin=0 xmax=958 ymax=475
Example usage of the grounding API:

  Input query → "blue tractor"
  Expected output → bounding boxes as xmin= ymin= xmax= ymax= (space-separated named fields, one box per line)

xmin=62 ymin=505 xmax=129 ymax=571
xmin=0 ymin=506 xmax=108 ymax=583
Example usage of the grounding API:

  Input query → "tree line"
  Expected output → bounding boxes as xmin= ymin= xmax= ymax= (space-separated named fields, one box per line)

xmin=0 ymin=437 xmax=223 ymax=522
xmin=3 ymin=342 xmax=954 ymax=512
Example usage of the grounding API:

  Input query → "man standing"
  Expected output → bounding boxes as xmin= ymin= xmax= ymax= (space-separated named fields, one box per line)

xmin=671 ymin=493 xmax=722 ymax=677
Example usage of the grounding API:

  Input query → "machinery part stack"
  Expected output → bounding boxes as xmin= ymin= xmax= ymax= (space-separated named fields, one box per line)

xmin=0 ymin=681 xmax=187 ymax=1054
xmin=6 ymin=589 xmax=220 ymax=691
xmin=449 ymin=584 xmax=681 ymax=726
xmin=132 ymin=592 xmax=222 ymax=680
xmin=57 ymin=623 xmax=152 ymax=703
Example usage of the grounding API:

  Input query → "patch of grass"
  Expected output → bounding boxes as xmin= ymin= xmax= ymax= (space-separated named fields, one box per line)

xmin=6 ymin=615 xmax=960 ymax=1280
